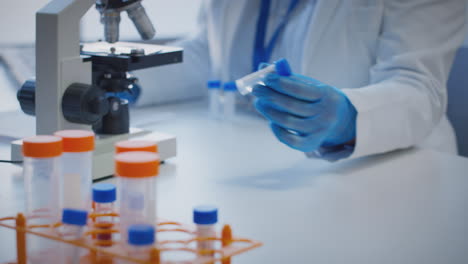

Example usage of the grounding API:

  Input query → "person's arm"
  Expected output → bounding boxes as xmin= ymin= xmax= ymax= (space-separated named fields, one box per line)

xmin=253 ymin=0 xmax=466 ymax=161
xmin=135 ymin=0 xmax=211 ymax=106
xmin=341 ymin=0 xmax=466 ymax=159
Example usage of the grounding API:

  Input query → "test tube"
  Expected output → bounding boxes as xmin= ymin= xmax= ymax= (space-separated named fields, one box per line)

xmin=92 ymin=183 xmax=117 ymax=244
xmin=207 ymin=80 xmax=222 ymax=118
xmin=22 ymin=135 xmax=63 ymax=263
xmin=115 ymin=151 xmax=159 ymax=241
xmin=124 ymin=224 xmax=156 ymax=263
xmin=115 ymin=140 xmax=158 ymax=154
xmin=235 ymin=58 xmax=292 ymax=95
xmin=193 ymin=205 xmax=218 ymax=257
xmin=54 ymin=130 xmax=95 ymax=210
xmin=60 ymin=208 xmax=88 ymax=264
xmin=223 ymin=82 xmax=237 ymax=120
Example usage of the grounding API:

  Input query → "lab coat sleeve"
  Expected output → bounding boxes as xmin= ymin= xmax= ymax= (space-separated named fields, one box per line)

xmin=135 ymin=1 xmax=211 ymax=106
xmin=340 ymin=0 xmax=466 ymax=159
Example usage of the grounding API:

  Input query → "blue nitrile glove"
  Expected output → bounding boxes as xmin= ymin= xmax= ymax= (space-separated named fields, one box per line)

xmin=252 ymin=69 xmax=357 ymax=153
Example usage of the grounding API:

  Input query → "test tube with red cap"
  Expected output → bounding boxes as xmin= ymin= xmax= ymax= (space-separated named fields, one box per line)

xmin=22 ymin=135 xmax=63 ymax=263
xmin=115 ymin=151 xmax=159 ymax=240
xmin=54 ymin=130 xmax=95 ymax=210
xmin=115 ymin=140 xmax=158 ymax=154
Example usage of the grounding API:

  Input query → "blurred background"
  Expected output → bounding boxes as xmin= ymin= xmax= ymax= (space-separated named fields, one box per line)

xmin=0 ymin=0 xmax=467 ymax=156
xmin=0 ymin=0 xmax=203 ymax=44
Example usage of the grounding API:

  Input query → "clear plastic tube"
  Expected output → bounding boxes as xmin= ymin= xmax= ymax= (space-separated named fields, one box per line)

xmin=59 ymin=209 xmax=88 ymax=264
xmin=118 ymin=177 xmax=156 ymax=239
xmin=223 ymin=82 xmax=237 ymax=120
xmin=196 ymin=224 xmax=216 ymax=255
xmin=119 ymin=224 xmax=155 ymax=264
xmin=193 ymin=206 xmax=218 ymax=257
xmin=235 ymin=58 xmax=292 ymax=95
xmin=22 ymin=135 xmax=63 ymax=264
xmin=208 ymin=80 xmax=222 ymax=119
xmin=60 ymin=225 xmax=85 ymax=264
xmin=115 ymin=152 xmax=159 ymax=241
xmin=61 ymin=151 xmax=93 ymax=209
xmin=54 ymin=130 xmax=94 ymax=210
xmin=24 ymin=156 xmax=62 ymax=264
xmin=209 ymin=89 xmax=221 ymax=118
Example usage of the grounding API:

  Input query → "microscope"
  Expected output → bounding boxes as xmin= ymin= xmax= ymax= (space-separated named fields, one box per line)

xmin=12 ymin=0 xmax=182 ymax=179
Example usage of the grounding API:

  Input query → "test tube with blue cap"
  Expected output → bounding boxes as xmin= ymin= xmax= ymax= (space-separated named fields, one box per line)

xmin=124 ymin=224 xmax=155 ymax=262
xmin=223 ymin=82 xmax=237 ymax=120
xmin=60 ymin=208 xmax=88 ymax=264
xmin=92 ymin=183 xmax=116 ymax=244
xmin=207 ymin=80 xmax=222 ymax=118
xmin=235 ymin=58 xmax=292 ymax=95
xmin=193 ymin=205 xmax=218 ymax=257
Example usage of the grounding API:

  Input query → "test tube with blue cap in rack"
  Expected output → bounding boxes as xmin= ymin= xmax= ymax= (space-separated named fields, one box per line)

xmin=125 ymin=224 xmax=156 ymax=262
xmin=60 ymin=208 xmax=88 ymax=264
xmin=194 ymin=205 xmax=218 ymax=257
xmin=92 ymin=183 xmax=116 ymax=244
xmin=235 ymin=58 xmax=292 ymax=95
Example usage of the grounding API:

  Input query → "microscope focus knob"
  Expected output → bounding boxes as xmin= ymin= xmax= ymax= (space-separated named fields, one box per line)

xmin=17 ymin=79 xmax=36 ymax=116
xmin=62 ymin=83 xmax=110 ymax=125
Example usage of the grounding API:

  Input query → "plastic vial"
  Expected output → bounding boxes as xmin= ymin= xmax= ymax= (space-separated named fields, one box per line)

xmin=208 ymin=80 xmax=222 ymax=118
xmin=223 ymin=82 xmax=237 ymax=120
xmin=54 ymin=130 xmax=95 ymax=210
xmin=124 ymin=224 xmax=155 ymax=263
xmin=235 ymin=58 xmax=292 ymax=95
xmin=22 ymin=136 xmax=63 ymax=263
xmin=60 ymin=208 xmax=88 ymax=264
xmin=92 ymin=183 xmax=117 ymax=244
xmin=115 ymin=140 xmax=158 ymax=154
xmin=115 ymin=151 xmax=159 ymax=241
xmin=193 ymin=205 xmax=218 ymax=257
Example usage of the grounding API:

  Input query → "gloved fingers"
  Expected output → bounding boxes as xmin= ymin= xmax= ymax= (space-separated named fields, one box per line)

xmin=258 ymin=62 xmax=270 ymax=70
xmin=270 ymin=123 xmax=323 ymax=152
xmin=264 ymin=73 xmax=327 ymax=102
xmin=252 ymin=84 xmax=324 ymax=117
xmin=255 ymin=100 xmax=326 ymax=134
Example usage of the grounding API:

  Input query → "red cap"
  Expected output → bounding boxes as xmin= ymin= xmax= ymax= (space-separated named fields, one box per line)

xmin=115 ymin=140 xmax=158 ymax=154
xmin=115 ymin=151 xmax=159 ymax=178
xmin=23 ymin=136 xmax=63 ymax=158
xmin=54 ymin=130 xmax=95 ymax=152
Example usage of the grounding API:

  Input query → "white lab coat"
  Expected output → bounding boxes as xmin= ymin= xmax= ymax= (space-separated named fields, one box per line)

xmin=136 ymin=0 xmax=466 ymax=160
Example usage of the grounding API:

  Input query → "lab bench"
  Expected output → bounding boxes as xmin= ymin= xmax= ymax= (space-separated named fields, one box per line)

xmin=0 ymin=101 xmax=467 ymax=263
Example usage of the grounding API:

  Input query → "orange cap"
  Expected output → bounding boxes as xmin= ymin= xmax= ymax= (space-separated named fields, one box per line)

xmin=115 ymin=151 xmax=159 ymax=178
xmin=54 ymin=130 xmax=95 ymax=152
xmin=115 ymin=140 xmax=158 ymax=154
xmin=23 ymin=135 xmax=63 ymax=158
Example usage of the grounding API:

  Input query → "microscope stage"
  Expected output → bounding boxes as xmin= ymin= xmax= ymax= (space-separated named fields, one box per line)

xmin=81 ymin=41 xmax=183 ymax=71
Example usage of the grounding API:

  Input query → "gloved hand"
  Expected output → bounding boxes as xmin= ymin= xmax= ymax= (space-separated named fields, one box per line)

xmin=252 ymin=71 xmax=357 ymax=153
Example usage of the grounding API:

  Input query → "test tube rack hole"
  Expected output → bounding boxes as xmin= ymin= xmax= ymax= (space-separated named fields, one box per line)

xmin=0 ymin=212 xmax=262 ymax=264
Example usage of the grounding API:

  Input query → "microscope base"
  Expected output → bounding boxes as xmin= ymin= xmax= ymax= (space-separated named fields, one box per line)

xmin=11 ymin=128 xmax=177 ymax=180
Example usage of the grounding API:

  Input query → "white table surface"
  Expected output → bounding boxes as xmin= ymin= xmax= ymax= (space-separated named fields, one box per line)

xmin=0 ymin=101 xmax=467 ymax=264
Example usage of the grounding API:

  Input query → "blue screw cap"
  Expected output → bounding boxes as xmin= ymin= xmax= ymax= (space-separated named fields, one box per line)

xmin=207 ymin=80 xmax=222 ymax=89
xmin=193 ymin=205 xmax=218 ymax=225
xmin=128 ymin=224 xmax=155 ymax=246
xmin=62 ymin=208 xmax=88 ymax=226
xmin=223 ymin=82 xmax=237 ymax=92
xmin=92 ymin=183 xmax=116 ymax=203
xmin=274 ymin=58 xmax=292 ymax=76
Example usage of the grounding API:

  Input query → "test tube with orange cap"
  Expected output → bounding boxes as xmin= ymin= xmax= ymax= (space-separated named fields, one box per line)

xmin=115 ymin=140 xmax=158 ymax=154
xmin=115 ymin=151 xmax=159 ymax=240
xmin=22 ymin=135 xmax=63 ymax=263
xmin=54 ymin=130 xmax=95 ymax=210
